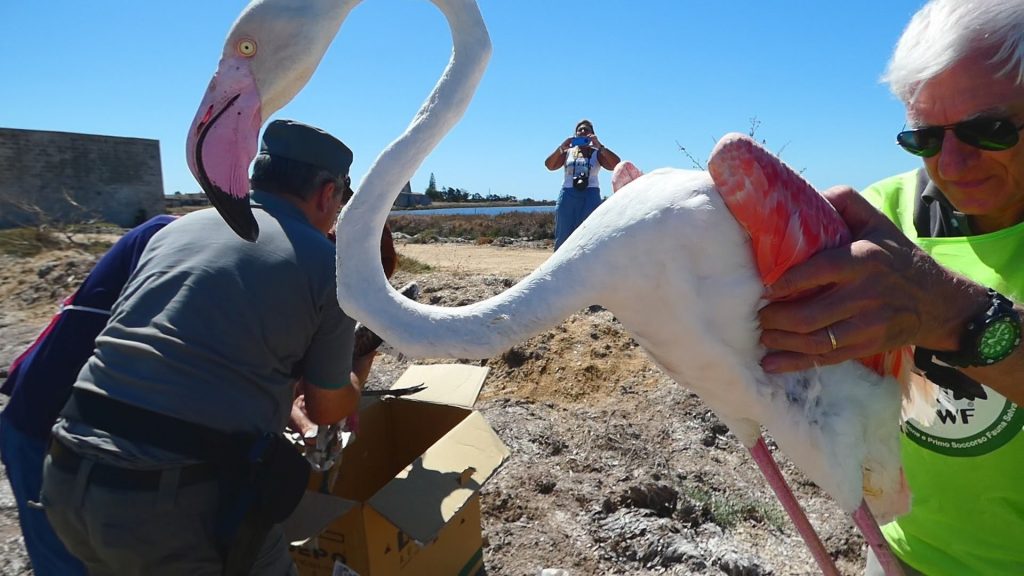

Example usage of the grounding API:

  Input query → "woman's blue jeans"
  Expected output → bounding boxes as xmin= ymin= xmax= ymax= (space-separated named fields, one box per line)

xmin=554 ymin=186 xmax=602 ymax=249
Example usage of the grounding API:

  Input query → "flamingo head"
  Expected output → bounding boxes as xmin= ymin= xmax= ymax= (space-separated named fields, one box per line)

xmin=187 ymin=0 xmax=354 ymax=241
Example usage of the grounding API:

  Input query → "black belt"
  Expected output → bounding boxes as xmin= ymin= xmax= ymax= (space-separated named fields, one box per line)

xmin=61 ymin=389 xmax=245 ymax=461
xmin=48 ymin=439 xmax=218 ymax=491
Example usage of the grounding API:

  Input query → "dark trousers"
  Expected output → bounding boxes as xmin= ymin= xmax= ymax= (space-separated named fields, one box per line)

xmin=0 ymin=416 xmax=86 ymax=575
xmin=40 ymin=445 xmax=297 ymax=576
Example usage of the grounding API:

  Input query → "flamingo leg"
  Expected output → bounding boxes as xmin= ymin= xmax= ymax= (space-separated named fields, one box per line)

xmin=749 ymin=436 xmax=840 ymax=576
xmin=853 ymin=501 xmax=906 ymax=576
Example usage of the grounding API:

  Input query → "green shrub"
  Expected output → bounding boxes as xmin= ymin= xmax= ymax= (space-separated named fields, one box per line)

xmin=679 ymin=483 xmax=786 ymax=530
xmin=396 ymin=253 xmax=432 ymax=273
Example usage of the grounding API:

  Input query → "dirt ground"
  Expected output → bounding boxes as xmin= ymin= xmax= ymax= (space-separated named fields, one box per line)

xmin=394 ymin=242 xmax=553 ymax=277
xmin=0 ymin=237 xmax=866 ymax=576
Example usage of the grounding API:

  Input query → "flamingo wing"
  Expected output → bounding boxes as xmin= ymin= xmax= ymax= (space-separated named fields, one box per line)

xmin=707 ymin=134 xmax=913 ymax=382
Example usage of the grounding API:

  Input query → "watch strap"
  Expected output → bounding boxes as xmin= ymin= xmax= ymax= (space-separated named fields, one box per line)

xmin=933 ymin=289 xmax=1020 ymax=368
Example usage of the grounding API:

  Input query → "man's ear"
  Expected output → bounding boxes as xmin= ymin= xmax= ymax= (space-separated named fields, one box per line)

xmin=317 ymin=181 xmax=337 ymax=212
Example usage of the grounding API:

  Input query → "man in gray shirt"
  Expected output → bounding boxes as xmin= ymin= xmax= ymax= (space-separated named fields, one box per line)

xmin=40 ymin=120 xmax=371 ymax=575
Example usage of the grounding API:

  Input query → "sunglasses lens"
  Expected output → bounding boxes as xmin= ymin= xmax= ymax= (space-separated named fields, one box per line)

xmin=957 ymin=118 xmax=1020 ymax=151
xmin=897 ymin=128 xmax=942 ymax=157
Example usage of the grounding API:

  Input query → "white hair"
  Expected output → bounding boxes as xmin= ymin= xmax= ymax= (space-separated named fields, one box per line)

xmin=883 ymin=0 xmax=1024 ymax=104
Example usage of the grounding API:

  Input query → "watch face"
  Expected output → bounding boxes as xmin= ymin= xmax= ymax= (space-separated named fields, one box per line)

xmin=979 ymin=318 xmax=1022 ymax=362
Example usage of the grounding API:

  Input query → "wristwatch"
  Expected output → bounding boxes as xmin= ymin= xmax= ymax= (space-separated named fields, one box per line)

xmin=933 ymin=289 xmax=1022 ymax=367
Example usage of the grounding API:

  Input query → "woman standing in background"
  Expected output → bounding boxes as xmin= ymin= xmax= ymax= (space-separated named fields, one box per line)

xmin=545 ymin=119 xmax=620 ymax=249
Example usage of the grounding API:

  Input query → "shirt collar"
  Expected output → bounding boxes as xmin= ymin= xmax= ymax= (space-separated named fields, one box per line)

xmin=921 ymin=184 xmax=972 ymax=236
xmin=250 ymin=189 xmax=316 ymax=229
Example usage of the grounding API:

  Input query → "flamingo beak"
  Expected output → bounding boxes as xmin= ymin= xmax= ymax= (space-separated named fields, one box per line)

xmin=186 ymin=58 xmax=263 ymax=242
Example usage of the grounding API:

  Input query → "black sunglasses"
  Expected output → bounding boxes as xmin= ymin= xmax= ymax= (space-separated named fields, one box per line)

xmin=896 ymin=117 xmax=1024 ymax=157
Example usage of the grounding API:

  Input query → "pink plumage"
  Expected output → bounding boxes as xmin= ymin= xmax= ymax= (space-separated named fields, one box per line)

xmin=709 ymin=134 xmax=912 ymax=381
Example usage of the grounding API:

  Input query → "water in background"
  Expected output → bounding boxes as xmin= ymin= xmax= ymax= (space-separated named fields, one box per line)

xmin=389 ymin=205 xmax=555 ymax=217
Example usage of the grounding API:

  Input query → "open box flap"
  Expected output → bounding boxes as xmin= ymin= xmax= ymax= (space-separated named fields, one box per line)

xmin=390 ymin=364 xmax=489 ymax=409
xmin=367 ymin=411 xmax=510 ymax=543
xmin=282 ymin=489 xmax=358 ymax=543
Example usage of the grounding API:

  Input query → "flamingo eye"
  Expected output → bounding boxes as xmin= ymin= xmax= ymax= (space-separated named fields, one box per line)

xmin=237 ymin=39 xmax=257 ymax=57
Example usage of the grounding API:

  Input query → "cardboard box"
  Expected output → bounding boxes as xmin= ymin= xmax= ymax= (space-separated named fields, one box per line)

xmin=285 ymin=364 xmax=509 ymax=576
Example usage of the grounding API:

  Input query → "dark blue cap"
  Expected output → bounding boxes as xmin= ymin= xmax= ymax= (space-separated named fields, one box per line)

xmin=258 ymin=119 xmax=353 ymax=177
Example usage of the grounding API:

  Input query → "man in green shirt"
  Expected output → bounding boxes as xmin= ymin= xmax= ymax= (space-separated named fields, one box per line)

xmin=758 ymin=1 xmax=1024 ymax=574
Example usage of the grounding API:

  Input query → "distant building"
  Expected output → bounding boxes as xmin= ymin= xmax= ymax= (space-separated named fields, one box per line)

xmin=164 ymin=192 xmax=210 ymax=208
xmin=0 ymin=127 xmax=165 ymax=229
xmin=393 ymin=181 xmax=432 ymax=208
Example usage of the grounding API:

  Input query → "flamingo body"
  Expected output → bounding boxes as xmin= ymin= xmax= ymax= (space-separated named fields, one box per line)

xmin=347 ymin=164 xmax=907 ymax=519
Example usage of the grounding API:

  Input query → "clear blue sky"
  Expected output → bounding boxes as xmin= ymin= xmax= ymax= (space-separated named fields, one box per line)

xmin=1 ymin=1 xmax=925 ymax=202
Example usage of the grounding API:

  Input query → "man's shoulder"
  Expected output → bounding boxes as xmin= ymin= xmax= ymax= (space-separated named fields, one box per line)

xmin=257 ymin=210 xmax=335 ymax=259
xmin=862 ymin=169 xmax=920 ymax=211
xmin=863 ymin=170 xmax=919 ymax=199
xmin=139 ymin=214 xmax=178 ymax=229
xmin=293 ymin=229 xmax=337 ymax=280
xmin=115 ymin=215 xmax=178 ymax=249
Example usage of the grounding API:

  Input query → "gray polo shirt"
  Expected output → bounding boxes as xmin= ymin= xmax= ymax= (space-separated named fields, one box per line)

xmin=54 ymin=190 xmax=354 ymax=468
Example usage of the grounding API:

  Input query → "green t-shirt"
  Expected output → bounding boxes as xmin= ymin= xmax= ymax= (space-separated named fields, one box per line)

xmin=863 ymin=170 xmax=1024 ymax=575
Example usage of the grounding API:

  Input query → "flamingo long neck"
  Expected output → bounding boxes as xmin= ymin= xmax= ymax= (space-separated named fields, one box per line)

xmin=336 ymin=0 xmax=589 ymax=359
xmin=349 ymin=0 xmax=489 ymax=225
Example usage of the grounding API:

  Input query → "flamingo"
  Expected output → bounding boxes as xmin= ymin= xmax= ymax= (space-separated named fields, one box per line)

xmin=186 ymin=1 xmax=921 ymax=573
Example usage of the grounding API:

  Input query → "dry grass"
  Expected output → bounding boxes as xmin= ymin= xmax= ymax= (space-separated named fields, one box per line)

xmin=0 ymin=226 xmax=115 ymax=257
xmin=0 ymin=227 xmax=64 ymax=257
xmin=388 ymin=211 xmax=554 ymax=242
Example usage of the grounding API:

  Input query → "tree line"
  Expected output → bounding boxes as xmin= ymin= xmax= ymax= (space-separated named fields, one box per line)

xmin=423 ymin=172 xmax=526 ymax=203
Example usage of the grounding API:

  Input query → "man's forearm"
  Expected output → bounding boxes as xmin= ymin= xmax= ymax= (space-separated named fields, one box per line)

xmin=350 ymin=351 xmax=375 ymax=392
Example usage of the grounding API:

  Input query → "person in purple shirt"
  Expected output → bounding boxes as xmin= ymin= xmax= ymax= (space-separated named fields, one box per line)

xmin=0 ymin=215 xmax=175 ymax=575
